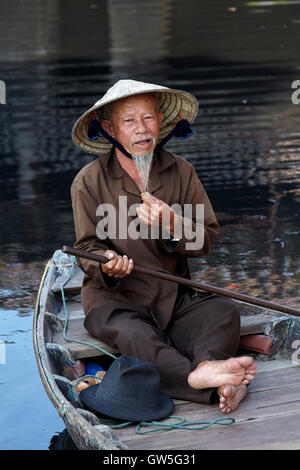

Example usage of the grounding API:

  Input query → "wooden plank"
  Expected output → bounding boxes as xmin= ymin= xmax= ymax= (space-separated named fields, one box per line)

xmin=255 ymin=359 xmax=299 ymax=374
xmin=117 ymin=400 xmax=300 ymax=448
xmin=117 ymin=367 xmax=300 ymax=450
xmin=54 ymin=276 xmax=278 ymax=339
xmin=52 ymin=268 xmax=285 ymax=326
xmin=239 ymin=334 xmax=273 ymax=354
xmin=57 ymin=300 xmax=85 ymax=321
xmin=122 ymin=411 xmax=300 ymax=450
xmin=53 ymin=304 xmax=276 ymax=358
xmin=57 ymin=299 xmax=274 ymax=335
xmin=240 ymin=314 xmax=274 ymax=335
xmin=53 ymin=317 xmax=119 ymax=359
xmin=249 ymin=364 xmax=300 ymax=390
xmin=117 ymin=366 xmax=300 ymax=433
xmin=51 ymin=268 xmax=285 ymax=318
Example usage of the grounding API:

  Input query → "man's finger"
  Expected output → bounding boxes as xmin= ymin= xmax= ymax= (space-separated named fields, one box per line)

xmin=127 ymin=258 xmax=134 ymax=274
xmin=142 ymin=206 xmax=158 ymax=225
xmin=140 ymin=202 xmax=161 ymax=215
xmin=137 ymin=205 xmax=152 ymax=224
xmin=111 ymin=255 xmax=125 ymax=276
xmin=141 ymin=191 xmax=162 ymax=206
xmin=101 ymin=251 xmax=118 ymax=271
xmin=139 ymin=204 xmax=163 ymax=227
xmin=117 ymin=255 xmax=129 ymax=278
xmin=103 ymin=250 xmax=117 ymax=262
xmin=123 ymin=259 xmax=134 ymax=277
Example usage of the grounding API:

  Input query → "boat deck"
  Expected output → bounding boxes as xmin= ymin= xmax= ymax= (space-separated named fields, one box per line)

xmin=115 ymin=360 xmax=300 ymax=450
xmin=52 ymin=298 xmax=279 ymax=359
xmin=42 ymin=259 xmax=300 ymax=450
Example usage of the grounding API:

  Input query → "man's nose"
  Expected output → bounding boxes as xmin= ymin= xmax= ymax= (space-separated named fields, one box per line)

xmin=135 ymin=118 xmax=147 ymax=133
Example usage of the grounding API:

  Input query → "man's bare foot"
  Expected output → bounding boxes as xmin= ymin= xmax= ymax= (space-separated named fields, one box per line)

xmin=218 ymin=383 xmax=247 ymax=413
xmin=187 ymin=356 xmax=256 ymax=390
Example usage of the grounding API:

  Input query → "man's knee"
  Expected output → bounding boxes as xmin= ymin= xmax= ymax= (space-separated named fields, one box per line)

xmin=212 ymin=297 xmax=240 ymax=332
xmin=223 ymin=297 xmax=240 ymax=319
xmin=85 ymin=305 xmax=160 ymax=350
xmin=105 ymin=316 xmax=168 ymax=360
xmin=84 ymin=301 xmax=151 ymax=338
xmin=216 ymin=296 xmax=239 ymax=315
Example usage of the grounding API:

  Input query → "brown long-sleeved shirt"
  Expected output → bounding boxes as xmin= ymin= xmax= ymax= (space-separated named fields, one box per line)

xmin=71 ymin=148 xmax=219 ymax=329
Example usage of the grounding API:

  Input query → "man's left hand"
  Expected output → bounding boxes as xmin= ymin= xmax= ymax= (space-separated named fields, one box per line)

xmin=136 ymin=192 xmax=181 ymax=237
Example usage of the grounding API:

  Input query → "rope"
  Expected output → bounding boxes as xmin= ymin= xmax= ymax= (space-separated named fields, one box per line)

xmin=135 ymin=415 xmax=234 ymax=434
xmin=95 ymin=415 xmax=235 ymax=434
xmin=59 ymin=255 xmax=235 ymax=434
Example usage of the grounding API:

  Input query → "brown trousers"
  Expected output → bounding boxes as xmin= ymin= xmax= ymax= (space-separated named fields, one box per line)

xmin=84 ymin=286 xmax=241 ymax=404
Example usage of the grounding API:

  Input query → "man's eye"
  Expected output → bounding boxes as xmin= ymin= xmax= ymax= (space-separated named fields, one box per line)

xmin=124 ymin=119 xmax=133 ymax=123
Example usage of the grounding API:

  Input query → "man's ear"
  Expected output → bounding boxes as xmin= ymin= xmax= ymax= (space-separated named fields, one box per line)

xmin=101 ymin=120 xmax=115 ymax=137
xmin=157 ymin=112 xmax=164 ymax=126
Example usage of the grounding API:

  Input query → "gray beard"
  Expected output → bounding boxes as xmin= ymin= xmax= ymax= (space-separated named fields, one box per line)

xmin=131 ymin=152 xmax=153 ymax=193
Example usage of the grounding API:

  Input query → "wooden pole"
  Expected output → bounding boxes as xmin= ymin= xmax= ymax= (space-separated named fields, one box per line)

xmin=62 ymin=245 xmax=300 ymax=318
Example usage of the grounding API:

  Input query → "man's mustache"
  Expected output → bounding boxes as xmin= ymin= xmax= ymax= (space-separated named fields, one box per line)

xmin=130 ymin=135 xmax=156 ymax=148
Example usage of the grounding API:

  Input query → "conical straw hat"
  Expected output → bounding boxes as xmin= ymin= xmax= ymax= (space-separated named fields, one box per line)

xmin=72 ymin=79 xmax=198 ymax=155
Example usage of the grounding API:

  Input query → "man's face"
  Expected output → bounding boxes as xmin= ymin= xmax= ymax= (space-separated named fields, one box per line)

xmin=102 ymin=94 xmax=163 ymax=157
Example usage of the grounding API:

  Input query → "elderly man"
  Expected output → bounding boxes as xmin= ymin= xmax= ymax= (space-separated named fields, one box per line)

xmin=71 ymin=79 xmax=256 ymax=414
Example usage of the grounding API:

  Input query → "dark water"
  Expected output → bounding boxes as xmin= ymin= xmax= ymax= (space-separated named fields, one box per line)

xmin=1 ymin=0 xmax=300 ymax=449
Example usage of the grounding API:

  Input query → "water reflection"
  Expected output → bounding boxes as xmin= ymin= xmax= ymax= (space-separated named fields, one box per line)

xmin=1 ymin=50 xmax=300 ymax=299
xmin=1 ymin=0 xmax=300 ymax=62
xmin=190 ymin=185 xmax=300 ymax=304
xmin=0 ymin=6 xmax=300 ymax=301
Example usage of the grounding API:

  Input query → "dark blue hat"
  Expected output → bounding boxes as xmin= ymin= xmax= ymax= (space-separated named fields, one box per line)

xmin=79 ymin=355 xmax=174 ymax=422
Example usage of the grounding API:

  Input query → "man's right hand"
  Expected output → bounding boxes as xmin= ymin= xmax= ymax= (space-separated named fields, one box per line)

xmin=101 ymin=250 xmax=134 ymax=278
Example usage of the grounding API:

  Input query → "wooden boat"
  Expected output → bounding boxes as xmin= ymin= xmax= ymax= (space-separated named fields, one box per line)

xmin=33 ymin=249 xmax=300 ymax=450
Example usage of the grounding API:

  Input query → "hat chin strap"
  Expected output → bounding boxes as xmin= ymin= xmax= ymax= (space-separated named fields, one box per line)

xmin=88 ymin=118 xmax=133 ymax=159
xmin=156 ymin=117 xmax=195 ymax=150
xmin=88 ymin=117 xmax=194 ymax=159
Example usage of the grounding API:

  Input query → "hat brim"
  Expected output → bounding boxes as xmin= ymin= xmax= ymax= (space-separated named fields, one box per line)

xmin=79 ymin=383 xmax=174 ymax=422
xmin=72 ymin=88 xmax=198 ymax=156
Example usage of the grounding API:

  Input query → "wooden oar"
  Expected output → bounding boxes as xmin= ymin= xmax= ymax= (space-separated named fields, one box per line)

xmin=62 ymin=245 xmax=300 ymax=318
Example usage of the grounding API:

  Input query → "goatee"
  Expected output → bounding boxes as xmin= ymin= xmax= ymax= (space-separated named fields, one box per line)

xmin=131 ymin=152 xmax=154 ymax=193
